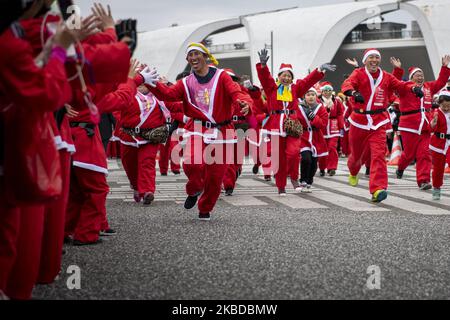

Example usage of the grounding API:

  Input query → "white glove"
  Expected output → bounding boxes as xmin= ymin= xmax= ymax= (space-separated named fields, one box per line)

xmin=140 ymin=66 xmax=159 ymax=87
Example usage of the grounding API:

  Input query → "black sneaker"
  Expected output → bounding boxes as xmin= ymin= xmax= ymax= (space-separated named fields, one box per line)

xmin=73 ymin=238 xmax=103 ymax=246
xmin=320 ymin=170 xmax=325 ymax=177
xmin=100 ymin=228 xmax=117 ymax=236
xmin=264 ymin=175 xmax=271 ymax=181
xmin=396 ymin=169 xmax=404 ymax=179
xmin=172 ymin=171 xmax=181 ymax=175
xmin=225 ymin=188 xmax=233 ymax=196
xmin=236 ymin=168 xmax=242 ymax=179
xmin=184 ymin=191 xmax=201 ymax=209
xmin=198 ymin=212 xmax=211 ymax=221
xmin=252 ymin=164 xmax=259 ymax=174
xmin=328 ymin=170 xmax=336 ymax=176
xmin=365 ymin=167 xmax=370 ymax=177
xmin=419 ymin=182 xmax=432 ymax=190
xmin=63 ymin=236 xmax=73 ymax=244
xmin=161 ymin=172 xmax=168 ymax=176
xmin=143 ymin=192 xmax=155 ymax=205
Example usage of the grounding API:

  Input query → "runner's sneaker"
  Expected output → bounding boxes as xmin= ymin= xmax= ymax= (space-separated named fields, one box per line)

xmin=225 ymin=188 xmax=233 ymax=196
xmin=419 ymin=182 xmax=432 ymax=190
xmin=100 ymin=228 xmax=117 ymax=236
xmin=302 ymin=184 xmax=312 ymax=193
xmin=133 ymin=190 xmax=141 ymax=203
xmin=328 ymin=170 xmax=336 ymax=176
xmin=348 ymin=174 xmax=359 ymax=186
xmin=432 ymin=188 xmax=441 ymax=200
xmin=143 ymin=192 xmax=154 ymax=205
xmin=198 ymin=212 xmax=211 ymax=221
xmin=396 ymin=169 xmax=404 ymax=179
xmin=319 ymin=170 xmax=325 ymax=177
xmin=252 ymin=164 xmax=259 ymax=174
xmin=291 ymin=179 xmax=302 ymax=192
xmin=365 ymin=167 xmax=370 ymax=177
xmin=278 ymin=188 xmax=287 ymax=196
xmin=73 ymin=238 xmax=103 ymax=246
xmin=371 ymin=189 xmax=388 ymax=203
xmin=184 ymin=191 xmax=201 ymax=209
xmin=264 ymin=175 xmax=271 ymax=181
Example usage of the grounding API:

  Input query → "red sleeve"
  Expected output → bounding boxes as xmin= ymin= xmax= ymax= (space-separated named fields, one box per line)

xmin=221 ymin=73 xmax=254 ymax=112
xmin=387 ymin=73 xmax=414 ymax=97
xmin=96 ymin=78 xmax=136 ymax=113
xmin=311 ymin=107 xmax=328 ymax=130
xmin=256 ymin=63 xmax=277 ymax=96
xmin=336 ymin=99 xmax=345 ymax=130
xmin=149 ymin=80 xmax=185 ymax=102
xmin=0 ymin=29 xmax=71 ymax=112
xmin=294 ymin=68 xmax=325 ymax=98
xmin=83 ymin=28 xmax=117 ymax=45
xmin=427 ymin=66 xmax=450 ymax=95
xmin=341 ymin=68 xmax=360 ymax=93
xmin=392 ymin=67 xmax=404 ymax=81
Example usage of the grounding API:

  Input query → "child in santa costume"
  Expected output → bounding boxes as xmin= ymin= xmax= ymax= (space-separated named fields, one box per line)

xmin=429 ymin=91 xmax=450 ymax=200
xmin=298 ymin=88 xmax=329 ymax=192
xmin=318 ymin=82 xmax=344 ymax=177
xmin=147 ymin=42 xmax=253 ymax=220
xmin=342 ymin=48 xmax=421 ymax=202
xmin=390 ymin=56 xmax=450 ymax=189
xmin=256 ymin=48 xmax=335 ymax=195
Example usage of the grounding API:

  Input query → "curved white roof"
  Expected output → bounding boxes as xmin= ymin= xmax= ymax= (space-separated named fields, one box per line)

xmin=135 ymin=0 xmax=450 ymax=82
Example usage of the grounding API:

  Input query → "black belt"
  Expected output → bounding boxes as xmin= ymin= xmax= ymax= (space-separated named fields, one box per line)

xmin=193 ymin=119 xmax=232 ymax=129
xmin=353 ymin=108 xmax=386 ymax=115
xmin=70 ymin=122 xmax=95 ymax=137
xmin=400 ymin=107 xmax=430 ymax=116
xmin=271 ymin=109 xmax=295 ymax=115
xmin=232 ymin=115 xmax=246 ymax=121
xmin=122 ymin=126 xmax=156 ymax=135
xmin=435 ymin=132 xmax=450 ymax=139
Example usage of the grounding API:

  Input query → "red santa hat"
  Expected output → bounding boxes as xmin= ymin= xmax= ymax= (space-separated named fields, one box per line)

xmin=408 ymin=66 xmax=423 ymax=79
xmin=306 ymin=87 xmax=318 ymax=95
xmin=362 ymin=48 xmax=381 ymax=64
xmin=320 ymin=81 xmax=334 ymax=91
xmin=439 ymin=90 xmax=450 ymax=99
xmin=224 ymin=68 xmax=239 ymax=81
xmin=278 ymin=63 xmax=294 ymax=77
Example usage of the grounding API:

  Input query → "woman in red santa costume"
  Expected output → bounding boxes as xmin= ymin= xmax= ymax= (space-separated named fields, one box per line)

xmin=429 ymin=91 xmax=450 ymax=200
xmin=317 ymin=82 xmax=344 ymax=177
xmin=256 ymin=48 xmax=335 ymax=195
xmin=342 ymin=48 xmax=422 ymax=202
xmin=147 ymin=42 xmax=253 ymax=220
xmin=298 ymin=88 xmax=329 ymax=192
xmin=390 ymin=55 xmax=450 ymax=190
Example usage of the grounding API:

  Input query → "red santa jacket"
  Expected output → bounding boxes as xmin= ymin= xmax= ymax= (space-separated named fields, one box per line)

xmin=341 ymin=67 xmax=414 ymax=130
xmin=245 ymin=85 xmax=269 ymax=146
xmin=392 ymin=65 xmax=450 ymax=134
xmin=342 ymin=97 xmax=354 ymax=131
xmin=430 ymin=109 xmax=450 ymax=155
xmin=320 ymin=96 xmax=344 ymax=138
xmin=256 ymin=63 xmax=324 ymax=136
xmin=148 ymin=67 xmax=253 ymax=144
xmin=297 ymin=103 xmax=328 ymax=157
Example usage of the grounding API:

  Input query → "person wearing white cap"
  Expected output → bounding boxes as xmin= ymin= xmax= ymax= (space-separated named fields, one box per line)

xmin=390 ymin=55 xmax=450 ymax=190
xmin=429 ymin=90 xmax=450 ymax=200
xmin=256 ymin=48 xmax=336 ymax=195
xmin=146 ymin=42 xmax=253 ymax=221
xmin=342 ymin=48 xmax=423 ymax=203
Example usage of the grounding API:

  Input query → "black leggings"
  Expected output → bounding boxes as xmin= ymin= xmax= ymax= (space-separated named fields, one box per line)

xmin=300 ymin=151 xmax=318 ymax=185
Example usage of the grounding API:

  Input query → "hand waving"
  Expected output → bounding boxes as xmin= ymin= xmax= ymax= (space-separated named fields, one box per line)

xmin=258 ymin=48 xmax=269 ymax=66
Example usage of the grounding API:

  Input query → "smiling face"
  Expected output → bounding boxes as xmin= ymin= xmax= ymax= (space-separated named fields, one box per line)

xmin=186 ymin=50 xmax=208 ymax=75
xmin=322 ymin=89 xmax=332 ymax=99
xmin=411 ymin=70 xmax=424 ymax=86
xmin=365 ymin=54 xmax=381 ymax=73
xmin=278 ymin=71 xmax=293 ymax=86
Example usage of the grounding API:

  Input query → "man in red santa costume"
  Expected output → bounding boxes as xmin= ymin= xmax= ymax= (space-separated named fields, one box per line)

xmin=342 ymin=48 xmax=421 ymax=202
xmin=390 ymin=55 xmax=450 ymax=189
xmin=318 ymin=82 xmax=344 ymax=177
xmin=256 ymin=48 xmax=335 ymax=195
xmin=147 ymin=42 xmax=253 ymax=220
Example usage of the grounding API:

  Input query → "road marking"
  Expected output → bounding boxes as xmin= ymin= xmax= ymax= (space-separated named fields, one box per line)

xmin=222 ymin=195 xmax=268 ymax=206
xmin=267 ymin=194 xmax=328 ymax=209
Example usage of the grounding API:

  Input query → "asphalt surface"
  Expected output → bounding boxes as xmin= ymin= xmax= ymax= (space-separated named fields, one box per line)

xmin=32 ymin=159 xmax=450 ymax=300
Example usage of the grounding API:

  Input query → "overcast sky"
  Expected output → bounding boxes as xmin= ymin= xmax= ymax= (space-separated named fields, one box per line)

xmin=73 ymin=0 xmax=412 ymax=32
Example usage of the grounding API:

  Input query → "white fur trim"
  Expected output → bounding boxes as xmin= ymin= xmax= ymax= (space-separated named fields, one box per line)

xmin=409 ymin=68 xmax=423 ymax=79
xmin=73 ymin=161 xmax=108 ymax=175
xmin=362 ymin=49 xmax=381 ymax=63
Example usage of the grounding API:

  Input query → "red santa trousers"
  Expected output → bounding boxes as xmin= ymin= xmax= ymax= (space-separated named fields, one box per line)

xmin=319 ymin=137 xmax=339 ymax=171
xmin=432 ymin=151 xmax=446 ymax=189
xmin=37 ymin=151 xmax=71 ymax=284
xmin=272 ymin=136 xmax=301 ymax=190
xmin=348 ymin=125 xmax=388 ymax=194
xmin=121 ymin=143 xmax=159 ymax=195
xmin=222 ymin=138 xmax=246 ymax=190
xmin=249 ymin=139 xmax=272 ymax=176
xmin=397 ymin=131 xmax=432 ymax=186
xmin=183 ymin=135 xmax=229 ymax=213
xmin=158 ymin=139 xmax=181 ymax=174
xmin=65 ymin=167 xmax=109 ymax=243
xmin=5 ymin=204 xmax=45 ymax=300
xmin=341 ymin=132 xmax=350 ymax=156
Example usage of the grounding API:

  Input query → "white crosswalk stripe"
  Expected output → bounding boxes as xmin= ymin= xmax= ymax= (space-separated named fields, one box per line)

xmin=106 ymin=158 xmax=450 ymax=215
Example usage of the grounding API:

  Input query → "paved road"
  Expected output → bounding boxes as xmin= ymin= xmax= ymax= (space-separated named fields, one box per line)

xmin=33 ymin=158 xmax=450 ymax=299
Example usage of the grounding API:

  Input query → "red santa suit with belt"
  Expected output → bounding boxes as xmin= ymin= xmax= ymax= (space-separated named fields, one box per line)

xmin=342 ymin=64 xmax=414 ymax=194
xmin=430 ymin=107 xmax=450 ymax=189
xmin=318 ymin=94 xmax=344 ymax=172
xmin=256 ymin=63 xmax=324 ymax=191
xmin=64 ymin=29 xmax=130 ymax=243
xmin=0 ymin=22 xmax=71 ymax=299
xmin=149 ymin=67 xmax=253 ymax=214
xmin=392 ymin=65 xmax=450 ymax=186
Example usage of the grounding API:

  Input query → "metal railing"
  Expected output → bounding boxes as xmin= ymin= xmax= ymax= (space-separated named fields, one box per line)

xmin=207 ymin=42 xmax=250 ymax=54
xmin=343 ymin=29 xmax=423 ymax=43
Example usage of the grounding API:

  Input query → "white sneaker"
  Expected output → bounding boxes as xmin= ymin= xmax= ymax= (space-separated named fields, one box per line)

xmin=302 ymin=185 xmax=312 ymax=193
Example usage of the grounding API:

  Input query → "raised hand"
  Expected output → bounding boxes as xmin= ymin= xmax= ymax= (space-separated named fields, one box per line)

xmin=390 ymin=57 xmax=402 ymax=69
xmin=320 ymin=63 xmax=337 ymax=72
xmin=53 ymin=22 xmax=75 ymax=49
xmin=258 ymin=48 xmax=269 ymax=66
xmin=345 ymin=58 xmax=359 ymax=68
xmin=72 ymin=15 xmax=100 ymax=41
xmin=140 ymin=66 xmax=159 ymax=87
xmin=91 ymin=3 xmax=115 ymax=31
xmin=442 ymin=55 xmax=450 ymax=67
xmin=128 ymin=58 xmax=140 ymax=79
